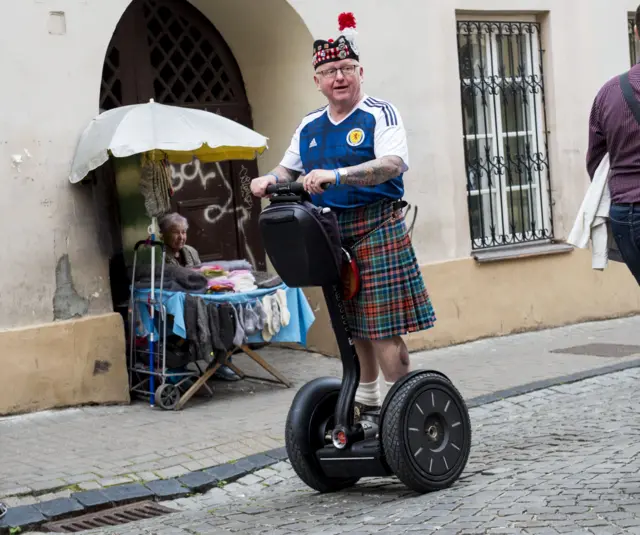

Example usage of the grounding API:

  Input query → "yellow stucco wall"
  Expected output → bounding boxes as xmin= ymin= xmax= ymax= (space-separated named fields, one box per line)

xmin=0 ymin=313 xmax=129 ymax=416
xmin=304 ymin=249 xmax=640 ymax=357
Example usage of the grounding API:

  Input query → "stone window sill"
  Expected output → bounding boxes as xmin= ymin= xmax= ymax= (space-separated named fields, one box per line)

xmin=472 ymin=241 xmax=574 ymax=264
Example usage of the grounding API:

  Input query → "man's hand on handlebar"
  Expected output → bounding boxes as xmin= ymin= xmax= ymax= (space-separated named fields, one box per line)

xmin=302 ymin=169 xmax=336 ymax=194
xmin=251 ymin=169 xmax=336 ymax=198
xmin=264 ymin=181 xmax=330 ymax=196
xmin=250 ymin=175 xmax=278 ymax=198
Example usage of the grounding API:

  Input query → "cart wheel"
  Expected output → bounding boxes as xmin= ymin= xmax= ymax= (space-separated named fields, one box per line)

xmin=155 ymin=383 xmax=180 ymax=410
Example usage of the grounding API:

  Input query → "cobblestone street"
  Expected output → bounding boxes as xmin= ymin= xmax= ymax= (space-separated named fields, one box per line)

xmin=3 ymin=315 xmax=640 ymax=507
xmin=41 ymin=366 xmax=640 ymax=534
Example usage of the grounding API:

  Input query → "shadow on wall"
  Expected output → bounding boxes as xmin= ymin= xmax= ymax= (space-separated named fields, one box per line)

xmin=188 ymin=0 xmax=322 ymax=173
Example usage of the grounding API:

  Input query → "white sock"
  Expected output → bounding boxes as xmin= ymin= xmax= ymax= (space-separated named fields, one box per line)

xmin=385 ymin=380 xmax=395 ymax=389
xmin=355 ymin=377 xmax=381 ymax=407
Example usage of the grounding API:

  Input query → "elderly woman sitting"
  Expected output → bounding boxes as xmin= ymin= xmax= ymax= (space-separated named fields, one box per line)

xmin=158 ymin=212 xmax=239 ymax=382
xmin=159 ymin=213 xmax=201 ymax=268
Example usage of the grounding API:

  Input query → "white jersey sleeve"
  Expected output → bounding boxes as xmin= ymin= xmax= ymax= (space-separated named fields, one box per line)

xmin=279 ymin=122 xmax=304 ymax=173
xmin=278 ymin=108 xmax=326 ymax=173
xmin=369 ymin=99 xmax=410 ymax=172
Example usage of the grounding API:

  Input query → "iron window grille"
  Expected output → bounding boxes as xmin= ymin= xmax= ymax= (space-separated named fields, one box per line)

xmin=456 ymin=21 xmax=553 ymax=250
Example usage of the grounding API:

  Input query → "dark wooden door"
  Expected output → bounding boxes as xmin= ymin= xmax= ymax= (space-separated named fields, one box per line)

xmin=99 ymin=0 xmax=265 ymax=269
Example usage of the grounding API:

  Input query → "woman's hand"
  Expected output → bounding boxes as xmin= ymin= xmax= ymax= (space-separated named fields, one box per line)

xmin=302 ymin=169 xmax=336 ymax=194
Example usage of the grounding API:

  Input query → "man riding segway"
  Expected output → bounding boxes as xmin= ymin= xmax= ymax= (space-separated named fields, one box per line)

xmin=250 ymin=11 xmax=437 ymax=422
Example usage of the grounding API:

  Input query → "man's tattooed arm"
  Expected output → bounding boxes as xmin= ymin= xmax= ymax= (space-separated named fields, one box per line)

xmin=340 ymin=156 xmax=406 ymax=187
xmin=268 ymin=165 xmax=301 ymax=183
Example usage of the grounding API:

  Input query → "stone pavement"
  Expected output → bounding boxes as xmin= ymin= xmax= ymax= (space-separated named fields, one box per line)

xmin=34 ymin=364 xmax=640 ymax=534
xmin=2 ymin=315 xmax=640 ymax=508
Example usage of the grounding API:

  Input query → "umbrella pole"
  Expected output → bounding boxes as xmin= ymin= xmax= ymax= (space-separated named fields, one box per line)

xmin=148 ymin=216 xmax=158 ymax=407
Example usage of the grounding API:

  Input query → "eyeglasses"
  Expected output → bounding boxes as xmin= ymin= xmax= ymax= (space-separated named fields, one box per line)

xmin=316 ymin=65 xmax=359 ymax=79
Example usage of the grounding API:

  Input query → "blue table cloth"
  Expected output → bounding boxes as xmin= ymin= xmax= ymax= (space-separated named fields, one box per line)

xmin=134 ymin=284 xmax=315 ymax=346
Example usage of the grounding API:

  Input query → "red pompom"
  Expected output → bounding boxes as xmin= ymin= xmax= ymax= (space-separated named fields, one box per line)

xmin=328 ymin=38 xmax=334 ymax=43
xmin=338 ymin=12 xmax=356 ymax=31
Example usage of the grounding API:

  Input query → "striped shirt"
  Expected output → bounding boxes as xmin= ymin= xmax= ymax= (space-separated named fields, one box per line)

xmin=587 ymin=63 xmax=640 ymax=203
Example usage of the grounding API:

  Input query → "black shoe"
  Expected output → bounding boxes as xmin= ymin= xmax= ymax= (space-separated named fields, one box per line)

xmin=354 ymin=402 xmax=381 ymax=423
xmin=213 ymin=365 xmax=241 ymax=381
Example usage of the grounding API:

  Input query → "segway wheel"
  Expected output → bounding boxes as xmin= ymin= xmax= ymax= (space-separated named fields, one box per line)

xmin=382 ymin=373 xmax=471 ymax=493
xmin=285 ymin=377 xmax=360 ymax=493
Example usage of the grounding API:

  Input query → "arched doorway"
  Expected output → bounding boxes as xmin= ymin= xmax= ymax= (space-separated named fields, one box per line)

xmin=100 ymin=0 xmax=265 ymax=269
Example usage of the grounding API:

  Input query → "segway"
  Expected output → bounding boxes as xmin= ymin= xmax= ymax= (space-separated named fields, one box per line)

xmin=259 ymin=182 xmax=471 ymax=493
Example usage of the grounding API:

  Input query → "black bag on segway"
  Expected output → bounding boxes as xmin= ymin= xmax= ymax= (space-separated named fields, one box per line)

xmin=303 ymin=201 xmax=361 ymax=300
xmin=259 ymin=199 xmax=344 ymax=288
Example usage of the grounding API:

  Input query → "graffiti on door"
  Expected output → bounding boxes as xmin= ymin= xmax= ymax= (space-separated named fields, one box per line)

xmin=170 ymin=159 xmax=258 ymax=267
xmin=170 ymin=159 xmax=217 ymax=193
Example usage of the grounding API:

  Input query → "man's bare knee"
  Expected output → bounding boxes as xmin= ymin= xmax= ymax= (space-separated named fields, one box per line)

xmin=396 ymin=336 xmax=410 ymax=367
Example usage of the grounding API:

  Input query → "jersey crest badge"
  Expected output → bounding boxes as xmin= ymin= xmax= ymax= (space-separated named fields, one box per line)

xmin=346 ymin=128 xmax=365 ymax=147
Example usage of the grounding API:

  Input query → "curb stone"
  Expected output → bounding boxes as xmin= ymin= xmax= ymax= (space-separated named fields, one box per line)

xmin=3 ymin=359 xmax=640 ymax=533
xmin=464 ymin=356 xmax=640 ymax=408
xmin=0 ymin=449 xmax=288 ymax=534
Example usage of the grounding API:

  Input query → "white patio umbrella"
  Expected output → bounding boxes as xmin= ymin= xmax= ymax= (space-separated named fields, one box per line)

xmin=67 ymin=100 xmax=269 ymax=409
xmin=68 ymin=99 xmax=269 ymax=184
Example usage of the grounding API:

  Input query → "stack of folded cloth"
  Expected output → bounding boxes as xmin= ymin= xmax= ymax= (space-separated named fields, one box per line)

xmin=200 ymin=266 xmax=226 ymax=278
xmin=228 ymin=270 xmax=257 ymax=293
xmin=199 ymin=259 xmax=253 ymax=273
xmin=206 ymin=277 xmax=235 ymax=294
xmin=193 ymin=260 xmax=284 ymax=294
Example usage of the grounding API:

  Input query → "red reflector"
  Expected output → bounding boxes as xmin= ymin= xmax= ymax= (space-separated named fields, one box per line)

xmin=337 ymin=431 xmax=347 ymax=445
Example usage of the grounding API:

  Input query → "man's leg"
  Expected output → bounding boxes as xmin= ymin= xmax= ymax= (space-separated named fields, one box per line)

xmin=353 ymin=338 xmax=382 ymax=414
xmin=610 ymin=204 xmax=640 ymax=285
xmin=372 ymin=335 xmax=410 ymax=383
xmin=353 ymin=336 xmax=411 ymax=419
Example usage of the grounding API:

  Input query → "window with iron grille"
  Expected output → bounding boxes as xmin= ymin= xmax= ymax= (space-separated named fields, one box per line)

xmin=630 ymin=16 xmax=638 ymax=67
xmin=456 ymin=20 xmax=553 ymax=250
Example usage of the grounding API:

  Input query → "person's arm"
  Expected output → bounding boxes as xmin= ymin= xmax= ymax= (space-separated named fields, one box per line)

xmin=340 ymin=103 xmax=409 ymax=187
xmin=276 ymin=123 xmax=305 ymax=182
xmin=267 ymin=165 xmax=302 ymax=183
xmin=586 ymin=89 xmax=608 ymax=180
xmin=192 ymin=247 xmax=202 ymax=267
xmin=339 ymin=156 xmax=406 ymax=186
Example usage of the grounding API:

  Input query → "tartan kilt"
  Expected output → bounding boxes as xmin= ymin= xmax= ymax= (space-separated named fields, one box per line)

xmin=338 ymin=200 xmax=436 ymax=340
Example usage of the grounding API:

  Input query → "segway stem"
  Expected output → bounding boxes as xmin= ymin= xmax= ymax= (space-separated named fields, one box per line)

xmin=264 ymin=181 xmax=363 ymax=443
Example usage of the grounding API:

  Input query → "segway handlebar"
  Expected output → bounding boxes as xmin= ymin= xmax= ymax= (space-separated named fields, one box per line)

xmin=265 ymin=181 xmax=329 ymax=196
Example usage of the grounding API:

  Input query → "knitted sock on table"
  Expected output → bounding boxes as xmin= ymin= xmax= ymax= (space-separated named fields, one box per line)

xmin=243 ymin=303 xmax=260 ymax=334
xmin=269 ymin=295 xmax=282 ymax=334
xmin=231 ymin=305 xmax=246 ymax=347
xmin=254 ymin=299 xmax=267 ymax=330
xmin=274 ymin=288 xmax=290 ymax=326
xmin=261 ymin=296 xmax=274 ymax=342
xmin=355 ymin=377 xmax=381 ymax=407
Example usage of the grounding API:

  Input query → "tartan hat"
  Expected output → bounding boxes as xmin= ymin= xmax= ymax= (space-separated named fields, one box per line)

xmin=312 ymin=12 xmax=359 ymax=69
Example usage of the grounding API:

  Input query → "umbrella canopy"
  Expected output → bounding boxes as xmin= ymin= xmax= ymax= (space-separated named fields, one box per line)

xmin=69 ymin=100 xmax=269 ymax=184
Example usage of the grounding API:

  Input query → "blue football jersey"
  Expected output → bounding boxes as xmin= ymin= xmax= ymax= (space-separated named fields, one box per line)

xmin=280 ymin=95 xmax=410 ymax=209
